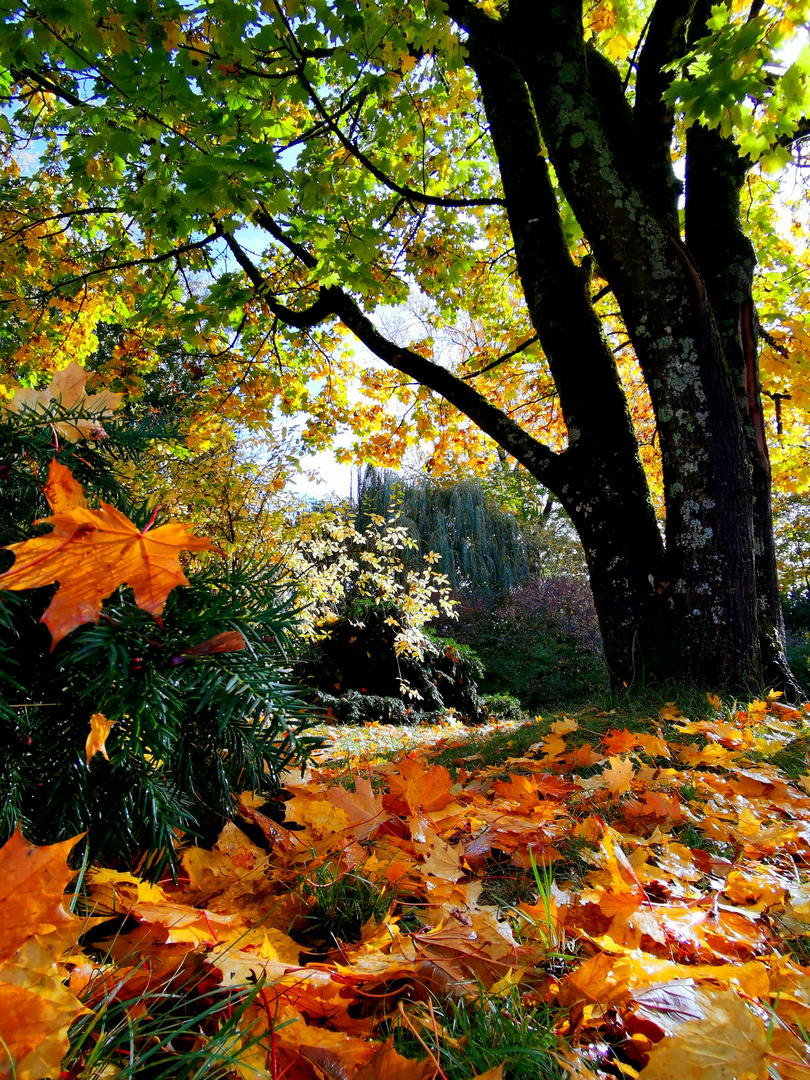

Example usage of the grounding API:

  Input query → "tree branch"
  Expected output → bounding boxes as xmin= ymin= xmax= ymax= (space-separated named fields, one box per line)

xmin=223 ymin=226 xmax=564 ymax=485
xmin=632 ymin=0 xmax=691 ymax=225
xmin=23 ymin=231 xmax=222 ymax=301
xmin=461 ymin=334 xmax=539 ymax=379
xmin=274 ymin=3 xmax=505 ymax=210
xmin=327 ymin=288 xmax=564 ymax=486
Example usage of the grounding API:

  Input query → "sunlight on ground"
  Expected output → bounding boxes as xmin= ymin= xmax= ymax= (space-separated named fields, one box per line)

xmin=308 ymin=715 xmax=527 ymax=766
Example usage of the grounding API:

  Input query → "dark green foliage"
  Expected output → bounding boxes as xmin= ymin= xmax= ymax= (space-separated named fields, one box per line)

xmin=0 ymin=409 xmax=320 ymax=873
xmin=313 ymin=690 xmax=413 ymax=725
xmin=482 ymin=692 xmax=526 ymax=723
xmin=447 ymin=580 xmax=608 ymax=710
xmin=783 ymin=589 xmax=810 ymax=695
xmin=298 ymin=605 xmax=487 ymax=723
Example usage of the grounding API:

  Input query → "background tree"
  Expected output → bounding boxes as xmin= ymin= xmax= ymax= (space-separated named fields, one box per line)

xmin=3 ymin=0 xmax=810 ymax=691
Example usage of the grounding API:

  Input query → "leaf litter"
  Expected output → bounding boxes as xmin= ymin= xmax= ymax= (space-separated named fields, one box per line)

xmin=7 ymin=696 xmax=810 ymax=1078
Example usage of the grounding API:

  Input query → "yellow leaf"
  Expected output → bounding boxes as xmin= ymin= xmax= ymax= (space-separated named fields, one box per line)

xmin=85 ymin=868 xmax=168 ymax=911
xmin=602 ymin=755 xmax=635 ymax=794
xmin=638 ymin=988 xmax=768 ymax=1079
xmin=4 ymin=362 xmax=122 ymax=442
xmin=85 ymin=712 xmax=113 ymax=765
xmin=604 ymin=33 xmax=632 ymax=62
xmin=551 ymin=716 xmax=578 ymax=735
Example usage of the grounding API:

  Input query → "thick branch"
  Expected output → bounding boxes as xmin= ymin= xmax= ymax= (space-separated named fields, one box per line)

xmin=327 ymin=289 xmax=564 ymax=486
xmin=224 ymin=228 xmax=564 ymax=486
xmin=633 ymin=0 xmax=692 ymax=225
xmin=223 ymin=233 xmax=336 ymax=327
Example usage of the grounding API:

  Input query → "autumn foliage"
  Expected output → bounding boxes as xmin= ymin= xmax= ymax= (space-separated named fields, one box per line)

xmin=5 ymin=695 xmax=810 ymax=1078
xmin=0 ymin=457 xmax=220 ymax=647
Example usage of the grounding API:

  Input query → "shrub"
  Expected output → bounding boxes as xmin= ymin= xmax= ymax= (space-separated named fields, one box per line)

xmin=299 ymin=608 xmax=487 ymax=723
xmin=783 ymin=588 xmax=810 ymax=695
xmin=0 ymin=400 xmax=319 ymax=873
xmin=445 ymin=576 xmax=608 ymax=709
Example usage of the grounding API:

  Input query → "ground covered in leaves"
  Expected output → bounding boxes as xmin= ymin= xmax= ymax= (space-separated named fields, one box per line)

xmin=7 ymin=694 xmax=810 ymax=1079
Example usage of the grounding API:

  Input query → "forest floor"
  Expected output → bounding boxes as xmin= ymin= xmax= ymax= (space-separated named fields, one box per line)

xmin=16 ymin=692 xmax=810 ymax=1080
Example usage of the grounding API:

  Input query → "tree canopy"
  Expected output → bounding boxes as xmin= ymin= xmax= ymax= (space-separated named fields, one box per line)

xmin=2 ymin=0 xmax=810 ymax=690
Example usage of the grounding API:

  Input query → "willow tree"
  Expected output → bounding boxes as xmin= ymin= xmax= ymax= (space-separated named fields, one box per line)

xmin=2 ymin=0 xmax=810 ymax=690
xmin=354 ymin=466 xmax=533 ymax=596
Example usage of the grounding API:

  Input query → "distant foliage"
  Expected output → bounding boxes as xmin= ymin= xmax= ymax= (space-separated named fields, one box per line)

xmin=783 ymin=588 xmax=810 ymax=696
xmin=446 ymin=577 xmax=607 ymax=710
xmin=353 ymin=466 xmax=532 ymax=597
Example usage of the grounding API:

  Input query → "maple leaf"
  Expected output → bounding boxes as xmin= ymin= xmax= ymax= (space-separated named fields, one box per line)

xmin=385 ymin=757 xmax=453 ymax=815
xmin=551 ymin=716 xmax=578 ymax=735
xmin=42 ymin=458 xmax=87 ymax=513
xmin=602 ymin=728 xmax=636 ymax=755
xmin=638 ymin=988 xmax=769 ymax=1079
xmin=4 ymin=361 xmax=123 ymax=442
xmin=0 ymin=830 xmax=88 ymax=1080
xmin=0 ymin=463 xmax=220 ymax=646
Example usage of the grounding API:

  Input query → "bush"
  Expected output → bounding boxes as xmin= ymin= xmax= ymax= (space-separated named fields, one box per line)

xmin=783 ymin=589 xmax=810 ymax=695
xmin=0 ymin=403 xmax=319 ymax=873
xmin=482 ymin=693 xmax=526 ymax=723
xmin=298 ymin=607 xmax=487 ymax=723
xmin=444 ymin=577 xmax=608 ymax=709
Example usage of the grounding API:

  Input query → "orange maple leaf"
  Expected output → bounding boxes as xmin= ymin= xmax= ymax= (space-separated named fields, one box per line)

xmin=601 ymin=728 xmax=636 ymax=755
xmin=385 ymin=757 xmax=453 ymax=815
xmin=0 ymin=462 xmax=220 ymax=646
xmin=0 ymin=830 xmax=89 ymax=1079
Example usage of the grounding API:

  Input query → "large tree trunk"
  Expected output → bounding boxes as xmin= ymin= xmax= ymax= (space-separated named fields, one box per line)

xmin=447 ymin=0 xmax=797 ymax=693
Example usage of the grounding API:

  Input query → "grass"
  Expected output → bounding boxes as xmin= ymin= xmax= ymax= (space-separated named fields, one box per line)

xmin=393 ymin=986 xmax=565 ymax=1080
xmin=65 ymin=965 xmax=272 ymax=1080
xmin=297 ymin=859 xmax=396 ymax=950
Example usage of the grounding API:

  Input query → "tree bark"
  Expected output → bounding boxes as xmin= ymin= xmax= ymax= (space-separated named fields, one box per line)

xmin=442 ymin=0 xmax=797 ymax=693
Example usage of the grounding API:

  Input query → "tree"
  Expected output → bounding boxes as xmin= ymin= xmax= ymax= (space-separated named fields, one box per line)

xmin=2 ymin=0 xmax=810 ymax=691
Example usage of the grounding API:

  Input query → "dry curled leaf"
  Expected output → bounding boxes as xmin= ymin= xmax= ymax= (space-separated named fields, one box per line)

xmin=85 ymin=712 xmax=113 ymax=765
xmin=4 ymin=362 xmax=123 ymax=442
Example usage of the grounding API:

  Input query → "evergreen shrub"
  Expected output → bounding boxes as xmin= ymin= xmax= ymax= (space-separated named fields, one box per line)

xmin=0 ymin=407 xmax=320 ymax=873
xmin=446 ymin=577 xmax=608 ymax=709
xmin=783 ymin=588 xmax=810 ymax=695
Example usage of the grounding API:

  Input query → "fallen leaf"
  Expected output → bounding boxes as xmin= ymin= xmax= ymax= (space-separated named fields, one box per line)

xmin=638 ymin=988 xmax=768 ymax=1079
xmin=602 ymin=756 xmax=636 ymax=794
xmin=0 ymin=831 xmax=88 ymax=1080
